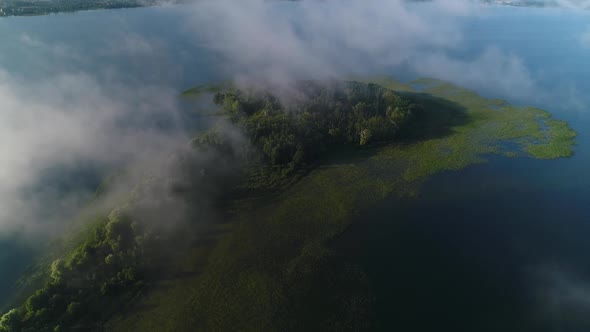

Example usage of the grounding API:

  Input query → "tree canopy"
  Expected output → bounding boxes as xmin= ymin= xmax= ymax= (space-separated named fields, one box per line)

xmin=0 ymin=80 xmax=424 ymax=331
xmin=213 ymin=80 xmax=423 ymax=168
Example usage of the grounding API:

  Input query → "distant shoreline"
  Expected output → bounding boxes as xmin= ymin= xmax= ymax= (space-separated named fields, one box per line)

xmin=0 ymin=0 xmax=187 ymax=18
xmin=1 ymin=1 xmax=579 ymax=19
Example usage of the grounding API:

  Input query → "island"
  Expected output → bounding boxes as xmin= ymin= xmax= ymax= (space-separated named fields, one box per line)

xmin=0 ymin=78 xmax=576 ymax=331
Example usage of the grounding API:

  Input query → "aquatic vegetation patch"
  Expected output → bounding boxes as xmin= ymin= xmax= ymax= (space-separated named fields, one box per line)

xmin=7 ymin=78 xmax=572 ymax=331
xmin=103 ymin=78 xmax=576 ymax=331
xmin=365 ymin=79 xmax=575 ymax=184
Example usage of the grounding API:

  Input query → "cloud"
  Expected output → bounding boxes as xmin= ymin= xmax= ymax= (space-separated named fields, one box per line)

xmin=186 ymin=0 xmax=473 ymax=85
xmin=17 ymin=33 xmax=85 ymax=69
xmin=0 ymin=0 xmax=530 ymax=238
xmin=579 ymin=26 xmax=590 ymax=48
xmin=181 ymin=0 xmax=546 ymax=103
xmin=552 ymin=0 xmax=590 ymax=9
xmin=491 ymin=0 xmax=590 ymax=9
xmin=410 ymin=47 xmax=537 ymax=100
xmin=529 ymin=266 xmax=590 ymax=329
xmin=103 ymin=33 xmax=160 ymax=56
xmin=0 ymin=69 xmax=190 ymax=237
xmin=3 ymin=0 xmax=588 ymax=240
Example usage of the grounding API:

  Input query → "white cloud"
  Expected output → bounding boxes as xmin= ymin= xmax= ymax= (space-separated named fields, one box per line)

xmin=0 ymin=70 xmax=188 ymax=237
xmin=411 ymin=47 xmax=537 ymax=100
xmin=579 ymin=26 xmax=590 ymax=48
xmin=530 ymin=266 xmax=590 ymax=328
xmin=3 ymin=0 xmax=587 ymax=239
xmin=19 ymin=33 xmax=81 ymax=60
xmin=180 ymin=0 xmax=545 ymax=104
xmin=186 ymin=0 xmax=473 ymax=84
xmin=103 ymin=33 xmax=162 ymax=56
xmin=553 ymin=0 xmax=590 ymax=9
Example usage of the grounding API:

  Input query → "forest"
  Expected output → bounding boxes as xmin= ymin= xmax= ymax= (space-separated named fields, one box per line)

xmin=0 ymin=0 xmax=180 ymax=17
xmin=0 ymin=80 xmax=423 ymax=331
xmin=213 ymin=81 xmax=421 ymax=167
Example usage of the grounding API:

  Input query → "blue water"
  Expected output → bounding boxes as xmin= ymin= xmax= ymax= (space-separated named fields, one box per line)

xmin=1 ymin=3 xmax=590 ymax=329
xmin=0 ymin=7 xmax=223 ymax=87
xmin=342 ymin=156 xmax=590 ymax=331
xmin=341 ymin=6 xmax=590 ymax=331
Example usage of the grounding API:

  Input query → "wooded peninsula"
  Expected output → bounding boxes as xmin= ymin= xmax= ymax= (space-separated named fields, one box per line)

xmin=0 ymin=78 xmax=576 ymax=331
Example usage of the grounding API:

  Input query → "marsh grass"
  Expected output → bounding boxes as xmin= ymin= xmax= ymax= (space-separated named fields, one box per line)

xmin=107 ymin=78 xmax=576 ymax=331
xmin=180 ymin=83 xmax=228 ymax=99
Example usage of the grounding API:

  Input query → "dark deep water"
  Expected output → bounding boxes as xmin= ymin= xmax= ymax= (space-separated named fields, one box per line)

xmin=0 ymin=238 xmax=33 ymax=310
xmin=1 ymin=3 xmax=590 ymax=329
xmin=341 ymin=155 xmax=590 ymax=331
xmin=338 ymin=7 xmax=590 ymax=331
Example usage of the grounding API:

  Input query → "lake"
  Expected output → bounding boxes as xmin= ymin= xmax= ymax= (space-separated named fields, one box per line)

xmin=340 ymin=7 xmax=590 ymax=331
xmin=1 ymin=3 xmax=590 ymax=330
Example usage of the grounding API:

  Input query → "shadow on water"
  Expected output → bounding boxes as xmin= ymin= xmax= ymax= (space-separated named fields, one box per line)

xmin=399 ymin=92 xmax=471 ymax=143
xmin=319 ymin=92 xmax=472 ymax=168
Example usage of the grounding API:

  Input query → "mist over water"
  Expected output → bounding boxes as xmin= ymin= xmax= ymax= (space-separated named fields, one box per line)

xmin=341 ymin=154 xmax=590 ymax=331
xmin=1 ymin=2 xmax=590 ymax=328
xmin=0 ymin=6 xmax=222 ymax=87
xmin=338 ymin=7 xmax=590 ymax=331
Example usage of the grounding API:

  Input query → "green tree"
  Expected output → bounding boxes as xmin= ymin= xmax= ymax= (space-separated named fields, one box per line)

xmin=359 ymin=129 xmax=372 ymax=146
xmin=106 ymin=210 xmax=135 ymax=252
xmin=292 ymin=147 xmax=305 ymax=165
xmin=0 ymin=309 xmax=21 ymax=332
xmin=50 ymin=259 xmax=65 ymax=285
xmin=66 ymin=302 xmax=80 ymax=316
xmin=24 ymin=289 xmax=49 ymax=318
